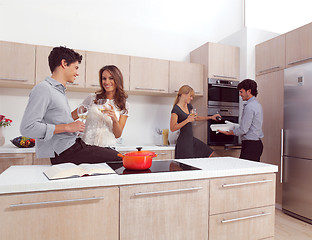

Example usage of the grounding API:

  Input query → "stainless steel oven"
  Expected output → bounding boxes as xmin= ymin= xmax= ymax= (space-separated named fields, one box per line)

xmin=207 ymin=78 xmax=240 ymax=146
xmin=207 ymin=105 xmax=239 ymax=146
xmin=208 ymin=78 xmax=239 ymax=107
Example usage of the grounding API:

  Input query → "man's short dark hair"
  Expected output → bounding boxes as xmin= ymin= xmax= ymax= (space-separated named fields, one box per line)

xmin=48 ymin=46 xmax=82 ymax=73
xmin=237 ymin=79 xmax=258 ymax=97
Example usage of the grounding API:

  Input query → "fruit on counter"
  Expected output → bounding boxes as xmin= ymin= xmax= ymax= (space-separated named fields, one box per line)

xmin=10 ymin=136 xmax=35 ymax=148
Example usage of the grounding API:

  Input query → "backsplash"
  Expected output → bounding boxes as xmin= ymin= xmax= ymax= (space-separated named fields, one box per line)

xmin=0 ymin=88 xmax=176 ymax=147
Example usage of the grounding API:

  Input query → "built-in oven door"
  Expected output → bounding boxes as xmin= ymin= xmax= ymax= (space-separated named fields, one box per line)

xmin=208 ymin=78 xmax=239 ymax=107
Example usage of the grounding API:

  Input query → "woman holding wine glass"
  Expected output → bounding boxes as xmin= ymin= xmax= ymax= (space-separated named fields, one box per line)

xmin=72 ymin=65 xmax=129 ymax=148
xmin=170 ymin=85 xmax=221 ymax=159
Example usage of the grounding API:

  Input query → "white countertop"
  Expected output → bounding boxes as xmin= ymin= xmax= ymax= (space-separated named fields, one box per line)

xmin=0 ymin=157 xmax=278 ymax=195
xmin=0 ymin=144 xmax=175 ymax=154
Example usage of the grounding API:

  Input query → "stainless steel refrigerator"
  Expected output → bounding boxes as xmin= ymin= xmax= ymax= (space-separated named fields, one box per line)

xmin=283 ymin=61 xmax=312 ymax=224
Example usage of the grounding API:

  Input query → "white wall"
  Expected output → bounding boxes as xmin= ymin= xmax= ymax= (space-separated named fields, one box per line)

xmin=0 ymin=0 xmax=244 ymax=146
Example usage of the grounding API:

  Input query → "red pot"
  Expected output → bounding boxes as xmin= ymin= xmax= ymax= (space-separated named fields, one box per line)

xmin=117 ymin=148 xmax=157 ymax=170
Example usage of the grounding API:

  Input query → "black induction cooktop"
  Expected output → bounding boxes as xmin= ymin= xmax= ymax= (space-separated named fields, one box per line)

xmin=106 ymin=160 xmax=201 ymax=175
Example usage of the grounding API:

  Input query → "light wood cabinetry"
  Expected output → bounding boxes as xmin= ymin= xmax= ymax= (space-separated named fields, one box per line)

xmin=85 ymin=51 xmax=130 ymax=91
xmin=0 ymin=153 xmax=33 ymax=173
xmin=209 ymin=173 xmax=276 ymax=240
xmin=129 ymin=56 xmax=169 ymax=94
xmin=256 ymin=34 xmax=286 ymax=75
xmin=190 ymin=42 xmax=240 ymax=143
xmin=35 ymin=46 xmax=86 ymax=91
xmin=120 ymin=179 xmax=209 ymax=240
xmin=209 ymin=205 xmax=275 ymax=240
xmin=153 ymin=149 xmax=174 ymax=160
xmin=0 ymin=41 xmax=35 ymax=88
xmin=0 ymin=187 xmax=119 ymax=240
xmin=169 ymin=61 xmax=204 ymax=95
xmin=207 ymin=42 xmax=240 ymax=81
xmin=286 ymin=22 xmax=312 ymax=67
xmin=210 ymin=146 xmax=240 ymax=158
xmin=256 ymin=70 xmax=284 ymax=206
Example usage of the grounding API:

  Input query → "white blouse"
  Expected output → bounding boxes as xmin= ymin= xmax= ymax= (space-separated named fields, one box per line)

xmin=81 ymin=93 xmax=130 ymax=147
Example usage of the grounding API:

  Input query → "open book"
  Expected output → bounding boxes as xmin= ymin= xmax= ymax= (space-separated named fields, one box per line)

xmin=43 ymin=162 xmax=116 ymax=180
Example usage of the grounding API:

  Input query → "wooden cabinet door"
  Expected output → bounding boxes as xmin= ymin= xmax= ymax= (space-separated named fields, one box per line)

xmin=0 ymin=153 xmax=33 ymax=173
xmin=209 ymin=205 xmax=275 ymax=240
xmin=256 ymin=34 xmax=286 ymax=75
xmin=210 ymin=173 xmax=275 ymax=215
xmin=286 ymin=22 xmax=312 ymax=67
xmin=0 ymin=187 xmax=119 ymax=240
xmin=208 ymin=42 xmax=240 ymax=81
xmin=85 ymin=51 xmax=130 ymax=91
xmin=153 ymin=150 xmax=173 ymax=160
xmin=169 ymin=61 xmax=204 ymax=95
xmin=0 ymin=41 xmax=35 ymax=87
xmin=120 ymin=180 xmax=209 ymax=240
xmin=130 ymin=56 xmax=169 ymax=94
xmin=36 ymin=45 xmax=86 ymax=90
xmin=256 ymin=70 xmax=284 ymax=205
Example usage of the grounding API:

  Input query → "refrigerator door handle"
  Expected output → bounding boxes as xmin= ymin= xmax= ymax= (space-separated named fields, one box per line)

xmin=280 ymin=128 xmax=284 ymax=183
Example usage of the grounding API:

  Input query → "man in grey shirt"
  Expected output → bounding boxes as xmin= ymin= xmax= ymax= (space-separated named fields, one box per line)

xmin=20 ymin=46 xmax=121 ymax=165
xmin=218 ymin=79 xmax=264 ymax=161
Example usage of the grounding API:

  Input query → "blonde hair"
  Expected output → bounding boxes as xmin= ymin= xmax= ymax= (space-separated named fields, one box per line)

xmin=173 ymin=85 xmax=195 ymax=106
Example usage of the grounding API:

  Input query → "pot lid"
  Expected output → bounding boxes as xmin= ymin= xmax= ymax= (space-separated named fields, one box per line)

xmin=124 ymin=150 xmax=155 ymax=157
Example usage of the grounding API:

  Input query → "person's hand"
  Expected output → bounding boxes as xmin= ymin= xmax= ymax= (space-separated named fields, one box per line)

xmin=218 ymin=129 xmax=234 ymax=135
xmin=187 ymin=114 xmax=196 ymax=123
xmin=66 ymin=120 xmax=85 ymax=133
xmin=211 ymin=114 xmax=222 ymax=121
xmin=106 ymin=104 xmax=118 ymax=122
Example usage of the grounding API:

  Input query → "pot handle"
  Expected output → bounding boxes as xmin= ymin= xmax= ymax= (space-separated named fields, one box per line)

xmin=117 ymin=153 xmax=124 ymax=158
xmin=152 ymin=153 xmax=158 ymax=158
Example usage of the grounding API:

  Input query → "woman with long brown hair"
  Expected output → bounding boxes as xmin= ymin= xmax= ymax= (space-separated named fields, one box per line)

xmin=72 ymin=65 xmax=129 ymax=147
xmin=170 ymin=85 xmax=220 ymax=159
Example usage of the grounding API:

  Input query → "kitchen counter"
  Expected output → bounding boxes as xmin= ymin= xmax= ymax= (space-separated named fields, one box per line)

xmin=0 ymin=143 xmax=175 ymax=154
xmin=0 ymin=157 xmax=277 ymax=194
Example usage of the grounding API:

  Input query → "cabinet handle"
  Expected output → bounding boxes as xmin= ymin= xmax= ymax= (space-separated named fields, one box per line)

xmin=0 ymin=78 xmax=28 ymax=82
xmin=135 ymin=87 xmax=165 ymax=92
xmin=156 ymin=153 xmax=169 ymax=155
xmin=280 ymin=129 xmax=284 ymax=183
xmin=222 ymin=179 xmax=272 ymax=188
xmin=0 ymin=157 xmax=25 ymax=159
xmin=288 ymin=57 xmax=312 ymax=65
xmin=258 ymin=66 xmax=280 ymax=73
xmin=67 ymin=82 xmax=79 ymax=85
xmin=90 ymin=84 xmax=100 ymax=87
xmin=9 ymin=196 xmax=105 ymax=208
xmin=221 ymin=212 xmax=271 ymax=223
xmin=212 ymin=75 xmax=237 ymax=80
xmin=133 ymin=187 xmax=203 ymax=197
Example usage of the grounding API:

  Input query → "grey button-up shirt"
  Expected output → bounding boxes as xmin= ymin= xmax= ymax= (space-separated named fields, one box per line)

xmin=20 ymin=77 xmax=77 ymax=158
xmin=233 ymin=96 xmax=264 ymax=141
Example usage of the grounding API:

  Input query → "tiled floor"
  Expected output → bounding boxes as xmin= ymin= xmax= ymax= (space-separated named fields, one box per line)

xmin=275 ymin=209 xmax=312 ymax=240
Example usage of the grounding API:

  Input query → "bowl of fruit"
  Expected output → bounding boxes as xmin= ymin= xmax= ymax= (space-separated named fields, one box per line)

xmin=10 ymin=136 xmax=35 ymax=148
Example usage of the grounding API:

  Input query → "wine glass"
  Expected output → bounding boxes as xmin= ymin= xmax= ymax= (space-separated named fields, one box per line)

xmin=96 ymin=99 xmax=107 ymax=113
xmin=77 ymin=104 xmax=88 ymax=122
xmin=190 ymin=108 xmax=197 ymax=125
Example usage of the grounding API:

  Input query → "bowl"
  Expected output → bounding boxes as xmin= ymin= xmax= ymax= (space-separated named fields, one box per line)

xmin=10 ymin=136 xmax=35 ymax=148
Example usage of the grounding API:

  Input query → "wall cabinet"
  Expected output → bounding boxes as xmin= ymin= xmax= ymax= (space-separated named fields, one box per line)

xmin=169 ymin=61 xmax=203 ymax=95
xmin=0 ymin=187 xmax=119 ymax=240
xmin=256 ymin=34 xmax=286 ymax=75
xmin=0 ymin=153 xmax=33 ymax=173
xmin=120 ymin=179 xmax=209 ymax=240
xmin=36 ymin=46 xmax=86 ymax=91
xmin=209 ymin=173 xmax=275 ymax=240
xmin=256 ymin=70 xmax=284 ymax=206
xmin=130 ymin=56 xmax=169 ymax=94
xmin=286 ymin=22 xmax=312 ymax=67
xmin=85 ymin=51 xmax=130 ymax=91
xmin=0 ymin=41 xmax=35 ymax=88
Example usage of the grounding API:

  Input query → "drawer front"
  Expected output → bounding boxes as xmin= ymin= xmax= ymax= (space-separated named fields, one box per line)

xmin=0 ymin=153 xmax=33 ymax=173
xmin=120 ymin=180 xmax=209 ymax=240
xmin=153 ymin=150 xmax=173 ymax=160
xmin=209 ymin=205 xmax=275 ymax=240
xmin=210 ymin=173 xmax=275 ymax=214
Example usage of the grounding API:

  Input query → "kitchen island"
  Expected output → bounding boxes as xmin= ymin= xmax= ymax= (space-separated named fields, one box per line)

xmin=0 ymin=157 xmax=277 ymax=240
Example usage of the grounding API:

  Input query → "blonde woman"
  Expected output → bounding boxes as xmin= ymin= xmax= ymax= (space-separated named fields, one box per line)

xmin=170 ymin=85 xmax=220 ymax=159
